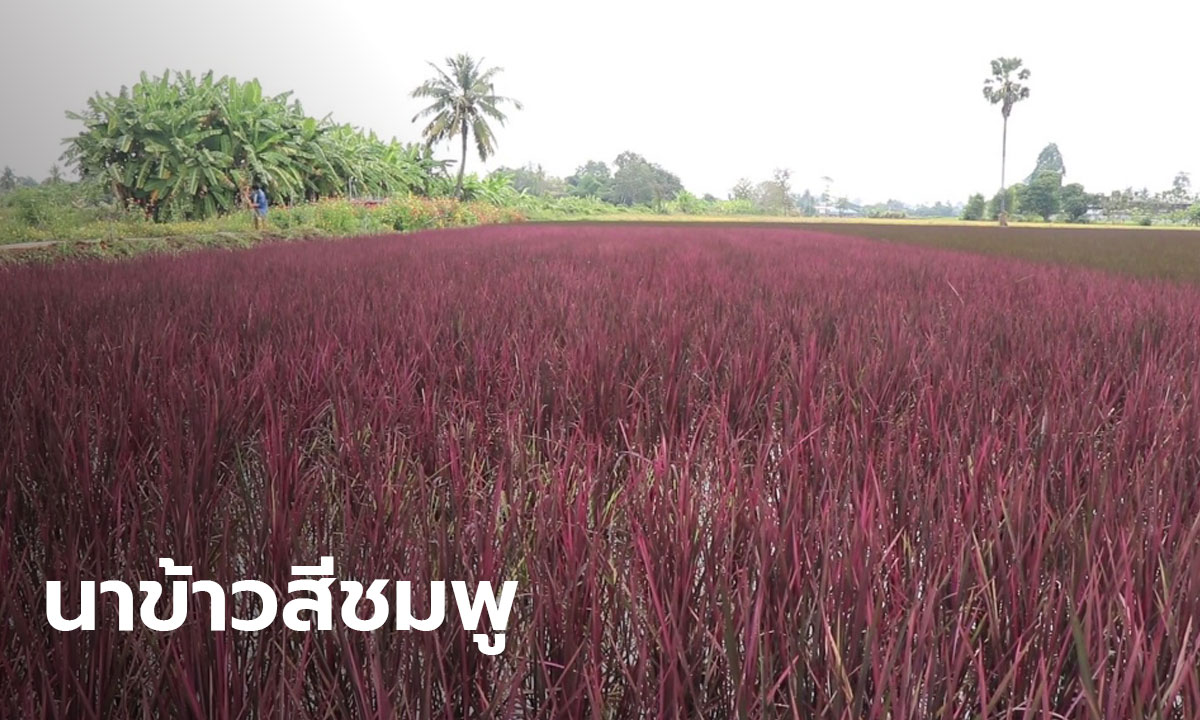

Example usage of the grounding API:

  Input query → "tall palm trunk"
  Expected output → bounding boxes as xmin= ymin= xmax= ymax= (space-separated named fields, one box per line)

xmin=455 ymin=119 xmax=468 ymax=198
xmin=999 ymin=114 xmax=1009 ymax=226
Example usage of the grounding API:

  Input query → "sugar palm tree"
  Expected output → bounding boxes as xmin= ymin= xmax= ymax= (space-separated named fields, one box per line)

xmin=411 ymin=54 xmax=522 ymax=198
xmin=982 ymin=57 xmax=1031 ymax=226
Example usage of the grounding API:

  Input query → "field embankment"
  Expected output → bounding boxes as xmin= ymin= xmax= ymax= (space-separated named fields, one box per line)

xmin=0 ymin=194 xmax=524 ymax=261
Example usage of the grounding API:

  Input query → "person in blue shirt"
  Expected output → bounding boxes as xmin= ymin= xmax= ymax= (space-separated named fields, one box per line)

xmin=250 ymin=185 xmax=268 ymax=230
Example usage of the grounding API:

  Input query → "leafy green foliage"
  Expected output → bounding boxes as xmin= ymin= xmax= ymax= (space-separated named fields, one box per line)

xmin=987 ymin=186 xmax=1020 ymax=220
xmin=491 ymin=164 xmax=564 ymax=197
xmin=718 ymin=198 xmax=760 ymax=215
xmin=729 ymin=178 xmax=755 ymax=202
xmin=604 ymin=152 xmax=683 ymax=208
xmin=756 ymin=169 xmax=795 ymax=215
xmin=512 ymin=194 xmax=625 ymax=219
xmin=671 ymin=190 xmax=703 ymax=214
xmin=1060 ymin=183 xmax=1089 ymax=222
xmin=1027 ymin=143 xmax=1065 ymax=183
xmin=0 ymin=179 xmax=144 ymax=241
xmin=1 ymin=187 xmax=524 ymax=249
xmin=861 ymin=199 xmax=907 ymax=219
xmin=459 ymin=172 xmax=523 ymax=205
xmin=63 ymin=71 xmax=433 ymax=221
xmin=728 ymin=175 xmax=820 ymax=216
xmin=973 ymin=152 xmax=1103 ymax=224
xmin=962 ymin=193 xmax=986 ymax=221
xmin=0 ymin=166 xmax=38 ymax=193
xmin=229 ymin=196 xmax=522 ymax=236
xmin=1022 ymin=171 xmax=1063 ymax=221
xmin=566 ymin=161 xmax=612 ymax=198
xmin=1171 ymin=172 xmax=1192 ymax=200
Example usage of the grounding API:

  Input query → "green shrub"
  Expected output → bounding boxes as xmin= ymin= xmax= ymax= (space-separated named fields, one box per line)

xmin=4 ymin=184 xmax=86 ymax=235
xmin=1 ymin=189 xmax=526 ymax=249
xmin=391 ymin=197 xmax=440 ymax=230
xmin=270 ymin=204 xmax=316 ymax=232
xmin=313 ymin=200 xmax=359 ymax=235
xmin=713 ymin=198 xmax=759 ymax=215
xmin=0 ymin=180 xmax=156 ymax=243
xmin=961 ymin=193 xmax=986 ymax=221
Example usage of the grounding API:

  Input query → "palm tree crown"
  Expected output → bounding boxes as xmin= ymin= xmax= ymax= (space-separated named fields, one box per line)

xmin=411 ymin=54 xmax=522 ymax=197
xmin=982 ymin=57 xmax=1031 ymax=118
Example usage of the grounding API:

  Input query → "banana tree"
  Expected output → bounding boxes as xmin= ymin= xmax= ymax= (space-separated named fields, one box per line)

xmin=64 ymin=70 xmax=438 ymax=220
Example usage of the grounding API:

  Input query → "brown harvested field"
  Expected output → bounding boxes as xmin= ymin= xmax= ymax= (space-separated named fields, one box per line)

xmin=780 ymin=221 xmax=1200 ymax=284
xmin=575 ymin=219 xmax=1200 ymax=284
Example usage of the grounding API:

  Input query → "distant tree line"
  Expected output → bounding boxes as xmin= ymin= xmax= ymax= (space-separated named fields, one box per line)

xmin=962 ymin=142 xmax=1197 ymax=225
xmin=971 ymin=57 xmax=1198 ymax=226
xmin=10 ymin=55 xmax=1197 ymax=227
xmin=494 ymin=152 xmax=685 ymax=210
xmin=495 ymin=161 xmax=934 ymax=219
xmin=0 ymin=167 xmax=46 ymax=192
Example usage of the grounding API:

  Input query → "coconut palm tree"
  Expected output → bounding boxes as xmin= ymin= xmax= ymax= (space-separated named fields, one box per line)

xmin=982 ymin=57 xmax=1031 ymax=226
xmin=411 ymin=54 xmax=523 ymax=198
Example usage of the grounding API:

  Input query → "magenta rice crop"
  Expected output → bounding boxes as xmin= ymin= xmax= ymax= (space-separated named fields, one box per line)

xmin=2 ymin=223 xmax=1200 ymax=718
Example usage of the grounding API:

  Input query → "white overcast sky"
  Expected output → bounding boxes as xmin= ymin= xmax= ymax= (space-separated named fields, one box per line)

xmin=2 ymin=0 xmax=1197 ymax=205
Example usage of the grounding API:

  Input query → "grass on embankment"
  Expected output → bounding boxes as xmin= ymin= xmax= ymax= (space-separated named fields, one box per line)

xmin=0 ymin=196 xmax=524 ymax=262
xmin=7 ymin=201 xmax=1200 ymax=286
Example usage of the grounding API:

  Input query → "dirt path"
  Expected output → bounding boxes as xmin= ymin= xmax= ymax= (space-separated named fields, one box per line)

xmin=0 ymin=231 xmax=261 ymax=257
xmin=0 ymin=240 xmax=65 ymax=251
